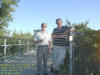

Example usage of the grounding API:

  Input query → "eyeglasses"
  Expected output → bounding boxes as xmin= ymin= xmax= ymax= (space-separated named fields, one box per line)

xmin=41 ymin=26 xmax=47 ymax=27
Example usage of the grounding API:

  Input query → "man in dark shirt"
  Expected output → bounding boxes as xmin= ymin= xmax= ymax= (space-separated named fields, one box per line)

xmin=52 ymin=18 xmax=75 ymax=73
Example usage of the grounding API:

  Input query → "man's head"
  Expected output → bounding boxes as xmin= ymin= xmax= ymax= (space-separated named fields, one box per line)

xmin=56 ymin=18 xmax=63 ymax=28
xmin=41 ymin=23 xmax=47 ymax=31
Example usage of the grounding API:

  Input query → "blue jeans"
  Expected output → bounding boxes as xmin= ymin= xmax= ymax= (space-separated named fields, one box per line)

xmin=52 ymin=45 xmax=67 ymax=70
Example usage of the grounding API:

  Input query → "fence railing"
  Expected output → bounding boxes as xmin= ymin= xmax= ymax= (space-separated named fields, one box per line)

xmin=0 ymin=36 xmax=35 ymax=61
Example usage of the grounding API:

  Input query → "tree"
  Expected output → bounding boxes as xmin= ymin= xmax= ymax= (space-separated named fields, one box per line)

xmin=0 ymin=0 xmax=20 ymax=29
xmin=58 ymin=20 xmax=99 ymax=75
xmin=12 ymin=30 xmax=33 ymax=39
xmin=74 ymin=22 xmax=97 ymax=75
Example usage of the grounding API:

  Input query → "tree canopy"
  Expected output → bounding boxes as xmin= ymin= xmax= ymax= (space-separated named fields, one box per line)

xmin=0 ymin=0 xmax=20 ymax=29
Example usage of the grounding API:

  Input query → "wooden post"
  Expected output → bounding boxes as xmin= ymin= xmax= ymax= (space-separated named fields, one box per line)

xmin=27 ymin=40 xmax=29 ymax=52
xmin=19 ymin=40 xmax=21 ymax=56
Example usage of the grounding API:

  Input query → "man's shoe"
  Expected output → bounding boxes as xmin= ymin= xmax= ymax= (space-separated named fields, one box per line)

xmin=36 ymin=73 xmax=40 ymax=75
xmin=51 ymin=64 xmax=54 ymax=72
xmin=54 ymin=70 xmax=59 ymax=74
xmin=51 ymin=68 xmax=54 ymax=72
xmin=43 ymin=73 xmax=49 ymax=75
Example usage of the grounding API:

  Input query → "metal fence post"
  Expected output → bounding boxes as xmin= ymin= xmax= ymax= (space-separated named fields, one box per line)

xmin=69 ymin=30 xmax=74 ymax=75
xmin=4 ymin=37 xmax=7 ymax=60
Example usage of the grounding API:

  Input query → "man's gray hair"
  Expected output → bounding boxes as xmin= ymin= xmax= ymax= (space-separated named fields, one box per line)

xmin=56 ymin=18 xmax=63 ymax=24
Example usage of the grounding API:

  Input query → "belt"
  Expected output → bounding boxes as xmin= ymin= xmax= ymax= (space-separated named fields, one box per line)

xmin=38 ymin=45 xmax=48 ymax=47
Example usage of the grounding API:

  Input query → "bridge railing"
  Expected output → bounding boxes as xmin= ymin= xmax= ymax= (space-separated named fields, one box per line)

xmin=0 ymin=36 xmax=35 ymax=61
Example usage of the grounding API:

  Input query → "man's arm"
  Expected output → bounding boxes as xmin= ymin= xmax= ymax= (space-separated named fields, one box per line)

xmin=63 ymin=27 xmax=75 ymax=35
xmin=48 ymin=41 xmax=52 ymax=54
xmin=48 ymin=34 xmax=52 ymax=54
xmin=64 ymin=26 xmax=75 ymax=35
xmin=34 ymin=32 xmax=45 ymax=44
xmin=52 ymin=28 xmax=68 ymax=39
xmin=34 ymin=39 xmax=43 ymax=43
xmin=48 ymin=41 xmax=52 ymax=49
xmin=35 ymin=38 xmax=45 ymax=43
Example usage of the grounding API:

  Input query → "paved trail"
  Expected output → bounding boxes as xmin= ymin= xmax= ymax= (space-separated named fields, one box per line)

xmin=0 ymin=50 xmax=55 ymax=75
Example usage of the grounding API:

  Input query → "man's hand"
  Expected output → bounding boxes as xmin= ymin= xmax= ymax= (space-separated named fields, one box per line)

xmin=48 ymin=48 xmax=52 ymax=54
xmin=52 ymin=34 xmax=57 ymax=38
xmin=70 ymin=27 xmax=75 ymax=31
xmin=41 ymin=38 xmax=45 ymax=42
xmin=35 ymin=38 xmax=45 ymax=43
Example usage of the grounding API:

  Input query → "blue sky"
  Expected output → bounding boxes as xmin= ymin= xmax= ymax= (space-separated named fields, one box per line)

xmin=9 ymin=0 xmax=100 ymax=34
